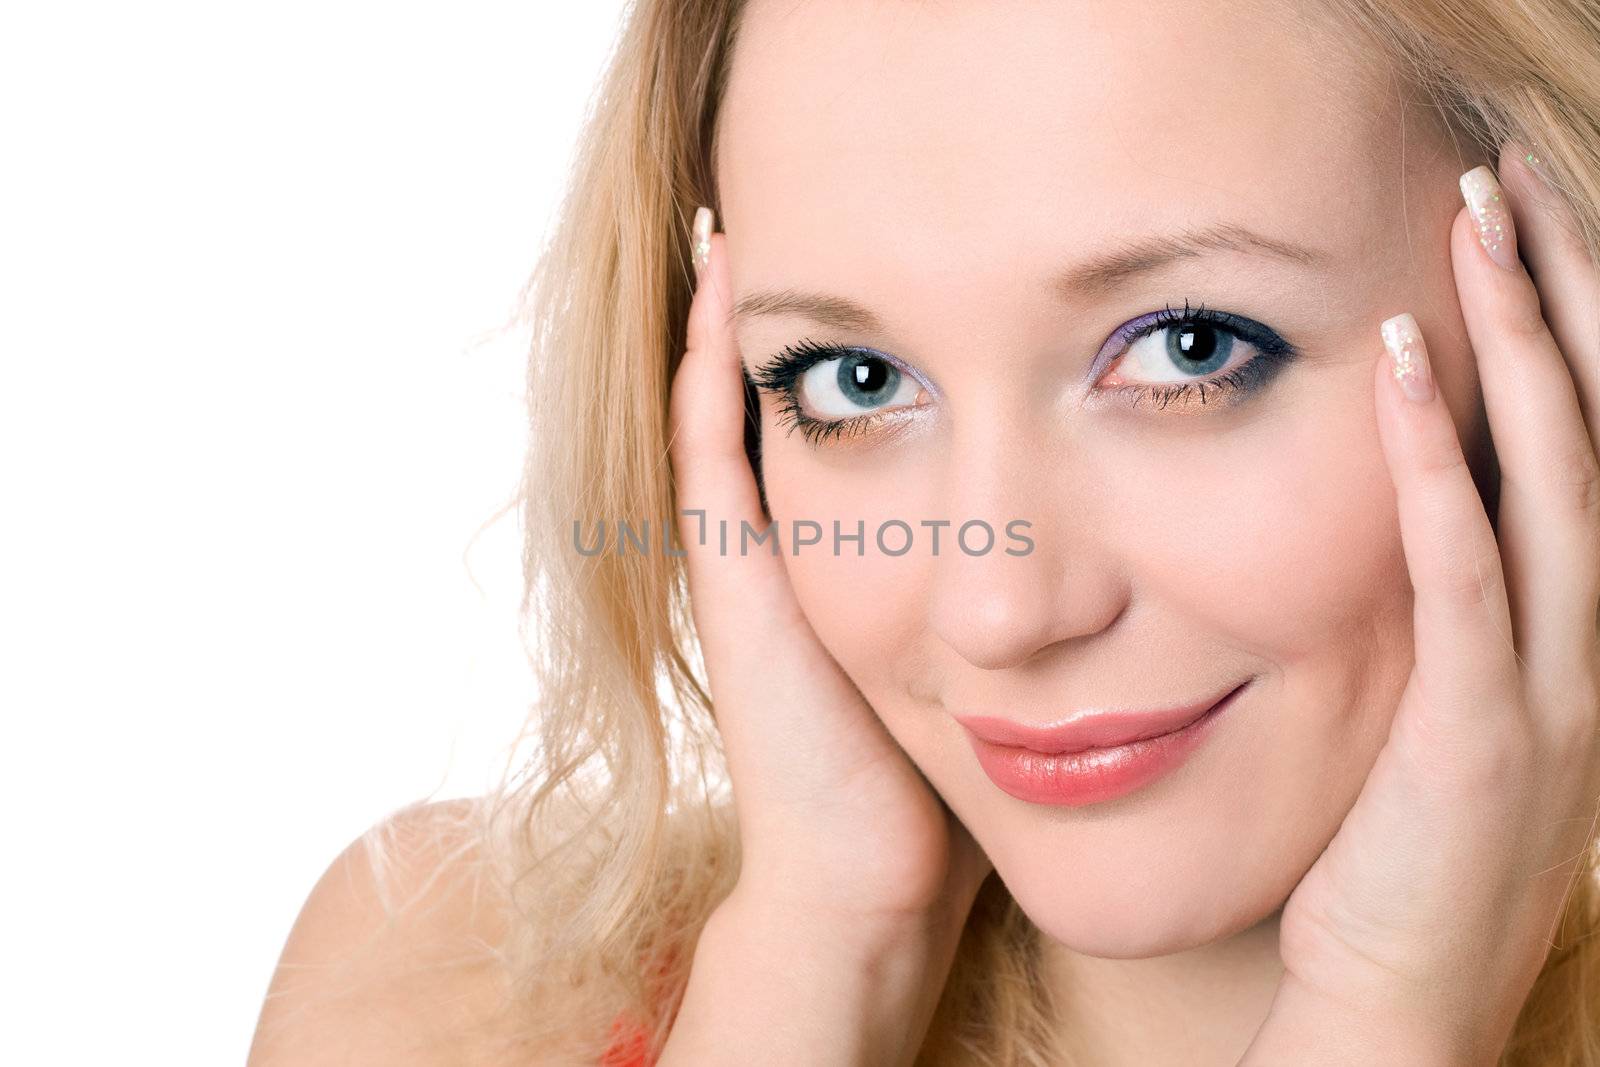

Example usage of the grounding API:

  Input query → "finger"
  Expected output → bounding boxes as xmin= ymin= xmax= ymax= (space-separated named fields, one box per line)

xmin=1374 ymin=312 xmax=1519 ymax=706
xmin=671 ymin=210 xmax=762 ymax=543
xmin=1497 ymin=141 xmax=1600 ymax=463
xmin=1452 ymin=166 xmax=1600 ymax=669
xmin=667 ymin=209 xmax=807 ymax=655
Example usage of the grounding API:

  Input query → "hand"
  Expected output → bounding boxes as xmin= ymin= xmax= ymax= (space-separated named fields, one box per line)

xmin=667 ymin=207 xmax=993 ymax=933
xmin=1251 ymin=143 xmax=1600 ymax=1064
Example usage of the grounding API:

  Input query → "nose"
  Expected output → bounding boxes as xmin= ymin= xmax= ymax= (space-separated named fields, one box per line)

xmin=926 ymin=442 xmax=1126 ymax=672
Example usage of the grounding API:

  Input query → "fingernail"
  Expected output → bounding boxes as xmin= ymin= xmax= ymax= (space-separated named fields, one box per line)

xmin=1511 ymin=140 xmax=1549 ymax=185
xmin=1459 ymin=166 xmax=1519 ymax=272
xmin=1381 ymin=313 xmax=1435 ymax=404
xmin=691 ymin=205 xmax=714 ymax=281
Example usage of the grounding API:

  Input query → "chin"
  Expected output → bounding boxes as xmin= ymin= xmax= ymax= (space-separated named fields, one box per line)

xmin=952 ymin=788 xmax=1307 ymax=958
xmin=1002 ymin=863 xmax=1287 ymax=958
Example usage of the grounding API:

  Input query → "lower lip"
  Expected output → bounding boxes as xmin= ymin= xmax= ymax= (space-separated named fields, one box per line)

xmin=963 ymin=681 xmax=1249 ymax=807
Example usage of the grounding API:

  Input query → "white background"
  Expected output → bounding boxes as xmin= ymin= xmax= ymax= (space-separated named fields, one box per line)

xmin=1 ymin=2 xmax=630 ymax=1062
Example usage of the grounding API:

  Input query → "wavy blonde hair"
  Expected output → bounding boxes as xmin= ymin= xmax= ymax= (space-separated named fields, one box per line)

xmin=477 ymin=0 xmax=1600 ymax=1063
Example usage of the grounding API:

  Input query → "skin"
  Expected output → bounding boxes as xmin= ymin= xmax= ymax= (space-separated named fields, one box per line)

xmin=716 ymin=0 xmax=1474 ymax=1060
xmin=659 ymin=0 xmax=1600 ymax=1064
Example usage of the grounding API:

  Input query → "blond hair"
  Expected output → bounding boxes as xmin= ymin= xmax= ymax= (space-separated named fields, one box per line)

xmin=481 ymin=1 xmax=1600 ymax=1062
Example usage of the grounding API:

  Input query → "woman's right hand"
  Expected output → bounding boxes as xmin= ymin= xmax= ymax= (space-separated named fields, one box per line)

xmin=667 ymin=205 xmax=993 ymax=934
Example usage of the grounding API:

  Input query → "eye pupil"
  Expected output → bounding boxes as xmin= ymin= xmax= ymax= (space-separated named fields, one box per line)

xmin=852 ymin=360 xmax=886 ymax=388
xmin=839 ymin=355 xmax=898 ymax=407
xmin=1176 ymin=324 xmax=1209 ymax=357
xmin=1166 ymin=321 xmax=1231 ymax=373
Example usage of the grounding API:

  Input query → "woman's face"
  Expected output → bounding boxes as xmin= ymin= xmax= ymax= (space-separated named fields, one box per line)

xmin=716 ymin=0 xmax=1490 ymax=956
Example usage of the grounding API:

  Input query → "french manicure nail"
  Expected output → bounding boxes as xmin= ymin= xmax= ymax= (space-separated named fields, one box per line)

xmin=1459 ymin=166 xmax=1519 ymax=272
xmin=691 ymin=205 xmax=714 ymax=281
xmin=1381 ymin=313 xmax=1435 ymax=404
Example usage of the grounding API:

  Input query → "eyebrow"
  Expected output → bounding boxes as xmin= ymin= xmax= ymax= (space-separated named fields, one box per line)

xmin=729 ymin=222 xmax=1331 ymax=334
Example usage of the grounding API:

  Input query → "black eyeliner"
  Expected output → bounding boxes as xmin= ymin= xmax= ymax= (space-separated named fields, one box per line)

xmin=750 ymin=304 xmax=1304 ymax=443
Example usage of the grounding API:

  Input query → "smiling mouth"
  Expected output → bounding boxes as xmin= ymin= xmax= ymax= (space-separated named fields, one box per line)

xmin=956 ymin=679 xmax=1252 ymax=806
xmin=953 ymin=680 xmax=1248 ymax=754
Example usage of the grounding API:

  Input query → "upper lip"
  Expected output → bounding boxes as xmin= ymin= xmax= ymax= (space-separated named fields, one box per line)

xmin=953 ymin=680 xmax=1247 ymax=754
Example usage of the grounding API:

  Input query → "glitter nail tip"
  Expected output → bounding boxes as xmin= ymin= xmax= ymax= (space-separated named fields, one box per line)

xmin=691 ymin=206 xmax=714 ymax=275
xmin=1381 ymin=312 xmax=1433 ymax=403
xmin=1459 ymin=166 xmax=1518 ymax=271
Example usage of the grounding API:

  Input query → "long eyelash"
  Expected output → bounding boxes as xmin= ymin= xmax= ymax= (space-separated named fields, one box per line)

xmin=749 ymin=337 xmax=843 ymax=393
xmin=769 ymin=387 xmax=875 ymax=445
xmin=1107 ymin=299 xmax=1297 ymax=412
xmin=749 ymin=305 xmax=1299 ymax=443
xmin=751 ymin=337 xmax=906 ymax=446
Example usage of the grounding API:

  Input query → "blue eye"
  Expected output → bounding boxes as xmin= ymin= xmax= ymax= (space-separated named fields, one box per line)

xmin=1111 ymin=318 xmax=1242 ymax=385
xmin=749 ymin=339 xmax=930 ymax=445
xmin=798 ymin=352 xmax=923 ymax=417
xmin=748 ymin=302 xmax=1300 ymax=446
xmin=1094 ymin=301 xmax=1298 ymax=411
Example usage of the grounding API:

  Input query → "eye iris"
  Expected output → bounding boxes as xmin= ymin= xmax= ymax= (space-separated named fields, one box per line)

xmin=837 ymin=355 xmax=899 ymax=407
xmin=1166 ymin=321 xmax=1233 ymax=375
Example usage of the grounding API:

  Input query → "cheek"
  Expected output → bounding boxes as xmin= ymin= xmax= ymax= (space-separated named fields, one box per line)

xmin=762 ymin=444 xmax=935 ymax=681
xmin=1106 ymin=370 xmax=1409 ymax=655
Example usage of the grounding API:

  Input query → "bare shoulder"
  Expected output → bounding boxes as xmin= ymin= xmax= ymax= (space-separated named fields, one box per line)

xmin=247 ymin=797 xmax=542 ymax=1066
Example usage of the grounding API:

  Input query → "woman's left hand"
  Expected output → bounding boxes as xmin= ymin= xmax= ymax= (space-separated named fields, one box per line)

xmin=1243 ymin=142 xmax=1600 ymax=1067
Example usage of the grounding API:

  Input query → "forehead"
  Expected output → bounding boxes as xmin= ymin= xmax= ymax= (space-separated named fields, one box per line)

xmin=716 ymin=0 xmax=1413 ymax=328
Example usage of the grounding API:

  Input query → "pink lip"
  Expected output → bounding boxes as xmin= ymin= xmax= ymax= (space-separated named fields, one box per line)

xmin=956 ymin=679 xmax=1251 ymax=806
